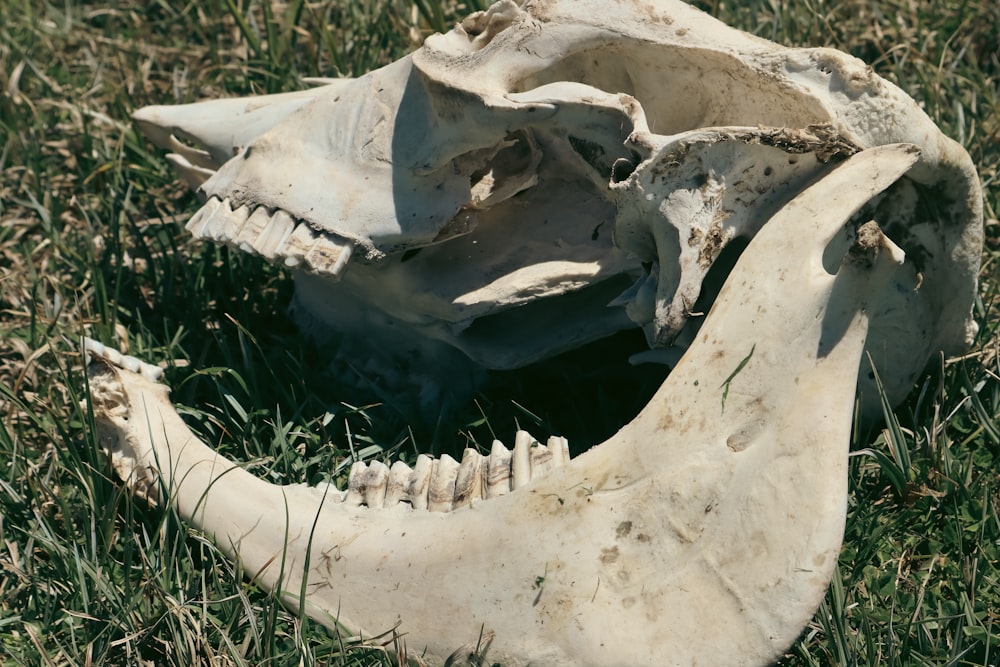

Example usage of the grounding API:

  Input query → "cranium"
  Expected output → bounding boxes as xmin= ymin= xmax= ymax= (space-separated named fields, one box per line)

xmin=90 ymin=0 xmax=983 ymax=665
xmin=132 ymin=0 xmax=981 ymax=406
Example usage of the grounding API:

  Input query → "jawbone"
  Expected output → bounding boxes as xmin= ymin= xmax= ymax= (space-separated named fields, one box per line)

xmin=87 ymin=145 xmax=916 ymax=666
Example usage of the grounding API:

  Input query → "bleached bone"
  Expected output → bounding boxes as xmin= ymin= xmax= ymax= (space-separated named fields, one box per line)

xmin=335 ymin=434 xmax=571 ymax=512
xmin=186 ymin=196 xmax=354 ymax=276
xmin=132 ymin=0 xmax=982 ymax=410
xmin=90 ymin=145 xmax=919 ymax=666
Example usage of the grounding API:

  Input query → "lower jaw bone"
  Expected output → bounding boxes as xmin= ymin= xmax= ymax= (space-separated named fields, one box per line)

xmin=87 ymin=145 xmax=917 ymax=666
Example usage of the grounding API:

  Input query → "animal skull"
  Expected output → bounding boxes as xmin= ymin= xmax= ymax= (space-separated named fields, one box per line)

xmin=93 ymin=0 xmax=984 ymax=665
xmin=132 ymin=0 xmax=982 ymax=407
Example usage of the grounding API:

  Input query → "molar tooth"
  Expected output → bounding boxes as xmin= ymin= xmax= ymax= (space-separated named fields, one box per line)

xmin=280 ymin=223 xmax=321 ymax=269
xmin=362 ymin=461 xmax=390 ymax=509
xmin=212 ymin=204 xmax=252 ymax=244
xmin=198 ymin=197 xmax=237 ymax=241
xmin=341 ymin=433 xmax=561 ymax=511
xmin=452 ymin=449 xmax=485 ymax=509
xmin=306 ymin=235 xmax=353 ymax=278
xmin=384 ymin=460 xmax=412 ymax=506
xmin=511 ymin=431 xmax=534 ymax=489
xmin=185 ymin=196 xmax=222 ymax=236
xmin=486 ymin=439 xmax=513 ymax=498
xmin=345 ymin=461 xmax=368 ymax=506
xmin=407 ymin=454 xmax=433 ymax=510
xmin=529 ymin=443 xmax=553 ymax=478
xmin=233 ymin=207 xmax=272 ymax=253
xmin=427 ymin=454 xmax=460 ymax=512
xmin=253 ymin=209 xmax=296 ymax=259
xmin=547 ymin=435 xmax=570 ymax=467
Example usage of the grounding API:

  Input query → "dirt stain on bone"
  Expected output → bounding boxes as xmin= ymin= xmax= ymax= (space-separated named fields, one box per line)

xmin=600 ymin=546 xmax=620 ymax=564
xmin=616 ymin=521 xmax=633 ymax=538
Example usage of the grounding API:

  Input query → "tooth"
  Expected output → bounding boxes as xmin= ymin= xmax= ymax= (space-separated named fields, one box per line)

xmin=217 ymin=205 xmax=252 ymax=244
xmin=279 ymin=223 xmax=354 ymax=279
xmin=511 ymin=431 xmax=533 ymax=489
xmin=195 ymin=197 xmax=236 ymax=241
xmin=384 ymin=460 xmax=412 ymax=506
xmin=280 ymin=223 xmax=321 ymax=269
xmin=548 ymin=435 xmax=570 ymax=467
xmin=362 ymin=461 xmax=390 ymax=509
xmin=204 ymin=201 xmax=251 ymax=244
xmin=529 ymin=442 xmax=553 ymax=478
xmin=104 ymin=346 xmax=123 ymax=366
xmin=84 ymin=339 xmax=105 ymax=357
xmin=187 ymin=199 xmax=353 ymax=277
xmin=253 ymin=209 xmax=296 ymax=259
xmin=427 ymin=454 xmax=460 ymax=512
xmin=305 ymin=234 xmax=353 ymax=277
xmin=344 ymin=461 xmax=368 ymax=506
xmin=452 ymin=448 xmax=485 ymax=509
xmin=486 ymin=439 xmax=512 ymax=498
xmin=83 ymin=338 xmax=163 ymax=382
xmin=407 ymin=454 xmax=433 ymax=510
xmin=185 ymin=196 xmax=222 ymax=236
xmin=234 ymin=206 xmax=272 ymax=253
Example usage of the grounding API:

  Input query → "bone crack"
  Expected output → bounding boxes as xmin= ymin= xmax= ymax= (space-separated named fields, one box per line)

xmin=186 ymin=196 xmax=354 ymax=277
xmin=344 ymin=433 xmax=570 ymax=512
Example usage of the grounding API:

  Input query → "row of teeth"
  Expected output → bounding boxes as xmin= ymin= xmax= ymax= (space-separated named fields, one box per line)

xmin=84 ymin=338 xmax=164 ymax=382
xmin=84 ymin=338 xmax=572 ymax=512
xmin=186 ymin=196 xmax=354 ymax=277
xmin=336 ymin=431 xmax=572 ymax=512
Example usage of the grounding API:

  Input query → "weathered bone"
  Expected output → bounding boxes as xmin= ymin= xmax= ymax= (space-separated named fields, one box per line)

xmin=89 ymin=145 xmax=921 ymax=666
xmin=132 ymin=0 xmax=982 ymax=411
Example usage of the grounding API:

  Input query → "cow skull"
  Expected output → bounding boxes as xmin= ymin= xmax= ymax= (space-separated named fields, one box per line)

xmin=131 ymin=0 xmax=982 ymax=407
xmin=93 ymin=0 xmax=984 ymax=665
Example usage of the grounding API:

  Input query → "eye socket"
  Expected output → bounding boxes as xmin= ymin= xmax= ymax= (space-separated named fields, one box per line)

xmin=611 ymin=158 xmax=636 ymax=183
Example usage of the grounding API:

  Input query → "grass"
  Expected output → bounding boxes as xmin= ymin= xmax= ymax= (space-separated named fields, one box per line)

xmin=0 ymin=0 xmax=998 ymax=664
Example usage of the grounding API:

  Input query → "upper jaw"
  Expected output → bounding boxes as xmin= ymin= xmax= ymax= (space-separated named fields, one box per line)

xmin=132 ymin=30 xmax=982 ymax=401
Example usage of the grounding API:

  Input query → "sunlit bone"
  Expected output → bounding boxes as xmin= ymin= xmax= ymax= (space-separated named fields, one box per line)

xmin=132 ymin=0 xmax=982 ymax=408
xmin=90 ymin=146 xmax=923 ymax=666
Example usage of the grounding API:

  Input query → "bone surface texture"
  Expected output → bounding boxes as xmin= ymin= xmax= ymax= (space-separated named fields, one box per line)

xmin=101 ymin=0 xmax=985 ymax=664
xmin=132 ymin=0 xmax=981 ymax=408
xmin=90 ymin=144 xmax=942 ymax=665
